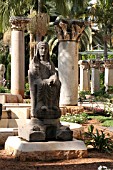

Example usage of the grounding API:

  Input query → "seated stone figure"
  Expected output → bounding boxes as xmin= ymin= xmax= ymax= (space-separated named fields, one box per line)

xmin=28 ymin=41 xmax=61 ymax=119
xmin=18 ymin=41 xmax=73 ymax=142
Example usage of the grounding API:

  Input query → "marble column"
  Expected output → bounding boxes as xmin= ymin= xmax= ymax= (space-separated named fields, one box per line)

xmin=79 ymin=60 xmax=90 ymax=91
xmin=104 ymin=59 xmax=113 ymax=91
xmin=90 ymin=60 xmax=101 ymax=94
xmin=55 ymin=19 xmax=86 ymax=106
xmin=10 ymin=16 xmax=29 ymax=98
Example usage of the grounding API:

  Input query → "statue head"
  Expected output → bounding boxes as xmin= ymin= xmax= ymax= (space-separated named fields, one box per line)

xmin=36 ymin=41 xmax=50 ymax=62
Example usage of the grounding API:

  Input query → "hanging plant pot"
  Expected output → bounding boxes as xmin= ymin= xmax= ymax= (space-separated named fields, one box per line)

xmin=28 ymin=11 xmax=50 ymax=36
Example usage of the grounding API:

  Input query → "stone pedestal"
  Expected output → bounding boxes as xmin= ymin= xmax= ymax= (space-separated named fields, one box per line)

xmin=5 ymin=136 xmax=88 ymax=161
xmin=104 ymin=59 xmax=113 ymax=91
xmin=10 ymin=16 xmax=29 ymax=98
xmin=79 ymin=60 xmax=90 ymax=91
xmin=90 ymin=60 xmax=101 ymax=94
xmin=55 ymin=19 xmax=86 ymax=106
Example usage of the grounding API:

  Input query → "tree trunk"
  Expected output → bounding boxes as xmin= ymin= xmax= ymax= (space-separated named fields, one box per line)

xmin=104 ymin=28 xmax=108 ymax=59
xmin=104 ymin=39 xmax=108 ymax=59
xmin=38 ymin=0 xmax=44 ymax=13
xmin=30 ymin=33 xmax=35 ymax=61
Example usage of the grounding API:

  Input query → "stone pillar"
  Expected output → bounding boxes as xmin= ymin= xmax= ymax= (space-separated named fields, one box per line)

xmin=78 ymin=60 xmax=90 ymax=91
xmin=104 ymin=59 xmax=113 ymax=91
xmin=10 ymin=17 xmax=29 ymax=98
xmin=58 ymin=41 xmax=78 ymax=106
xmin=90 ymin=60 xmax=101 ymax=94
xmin=55 ymin=19 xmax=86 ymax=106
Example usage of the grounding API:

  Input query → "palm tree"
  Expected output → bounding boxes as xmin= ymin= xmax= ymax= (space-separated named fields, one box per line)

xmin=46 ymin=0 xmax=92 ymax=57
xmin=0 ymin=0 xmax=31 ymax=33
xmin=52 ymin=0 xmax=90 ymax=19
xmin=88 ymin=0 xmax=113 ymax=59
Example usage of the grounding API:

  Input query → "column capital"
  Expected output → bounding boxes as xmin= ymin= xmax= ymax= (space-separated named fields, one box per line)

xmin=10 ymin=16 xmax=30 ymax=30
xmin=104 ymin=59 xmax=113 ymax=69
xmin=89 ymin=59 xmax=103 ymax=69
xmin=78 ymin=60 xmax=90 ymax=70
xmin=54 ymin=19 xmax=88 ymax=41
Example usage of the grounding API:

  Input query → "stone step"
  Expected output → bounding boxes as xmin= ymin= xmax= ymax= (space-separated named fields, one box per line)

xmin=1 ymin=108 xmax=30 ymax=119
xmin=0 ymin=93 xmax=23 ymax=104
xmin=0 ymin=119 xmax=18 ymax=128
xmin=60 ymin=106 xmax=84 ymax=115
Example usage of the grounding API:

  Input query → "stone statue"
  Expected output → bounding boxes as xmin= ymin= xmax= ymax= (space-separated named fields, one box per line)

xmin=18 ymin=41 xmax=73 ymax=142
xmin=28 ymin=41 xmax=61 ymax=119
xmin=0 ymin=64 xmax=5 ymax=86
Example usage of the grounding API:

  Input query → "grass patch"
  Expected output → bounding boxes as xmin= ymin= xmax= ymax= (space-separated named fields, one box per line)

xmin=102 ymin=120 xmax=113 ymax=127
xmin=60 ymin=112 xmax=113 ymax=127
xmin=88 ymin=114 xmax=113 ymax=127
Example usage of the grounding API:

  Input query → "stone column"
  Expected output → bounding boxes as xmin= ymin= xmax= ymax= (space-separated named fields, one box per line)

xmin=104 ymin=59 xmax=113 ymax=91
xmin=90 ymin=60 xmax=101 ymax=94
xmin=78 ymin=60 xmax=90 ymax=91
xmin=10 ymin=16 xmax=29 ymax=98
xmin=55 ymin=19 xmax=86 ymax=106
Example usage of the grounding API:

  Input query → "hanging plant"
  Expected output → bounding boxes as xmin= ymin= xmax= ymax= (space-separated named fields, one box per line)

xmin=28 ymin=11 xmax=50 ymax=36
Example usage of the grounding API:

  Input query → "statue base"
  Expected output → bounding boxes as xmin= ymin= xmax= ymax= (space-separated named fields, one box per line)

xmin=18 ymin=118 xmax=73 ymax=142
xmin=5 ymin=136 xmax=88 ymax=161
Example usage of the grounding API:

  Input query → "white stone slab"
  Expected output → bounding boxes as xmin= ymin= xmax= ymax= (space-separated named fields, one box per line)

xmin=61 ymin=121 xmax=82 ymax=129
xmin=5 ymin=136 xmax=87 ymax=152
xmin=0 ymin=128 xmax=18 ymax=145
xmin=0 ymin=128 xmax=18 ymax=132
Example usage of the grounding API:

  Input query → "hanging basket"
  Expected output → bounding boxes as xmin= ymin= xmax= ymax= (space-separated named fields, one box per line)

xmin=28 ymin=11 xmax=50 ymax=35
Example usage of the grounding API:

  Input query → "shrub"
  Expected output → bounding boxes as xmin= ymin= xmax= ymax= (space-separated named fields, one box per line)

xmin=0 ymin=86 xmax=6 ymax=93
xmin=84 ymin=125 xmax=113 ymax=153
xmin=79 ymin=90 xmax=91 ymax=100
xmin=24 ymin=83 xmax=30 ymax=97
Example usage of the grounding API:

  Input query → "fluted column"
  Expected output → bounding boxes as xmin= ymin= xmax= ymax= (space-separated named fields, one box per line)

xmin=10 ymin=16 xmax=29 ymax=98
xmin=90 ymin=60 xmax=101 ymax=94
xmin=79 ymin=60 xmax=90 ymax=91
xmin=104 ymin=59 xmax=113 ymax=91
xmin=55 ymin=19 xmax=86 ymax=106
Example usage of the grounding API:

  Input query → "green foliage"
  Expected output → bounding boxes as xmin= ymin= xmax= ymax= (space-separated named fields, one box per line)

xmin=60 ymin=112 xmax=88 ymax=124
xmin=84 ymin=124 xmax=113 ymax=153
xmin=50 ymin=53 xmax=58 ymax=67
xmin=52 ymin=0 xmax=88 ymax=19
xmin=100 ymin=72 xmax=104 ymax=88
xmin=0 ymin=86 xmax=5 ymax=93
xmin=6 ymin=62 xmax=11 ymax=81
xmin=25 ymin=83 xmax=30 ymax=96
xmin=81 ymin=54 xmax=96 ymax=60
xmin=0 ymin=0 xmax=31 ymax=32
xmin=102 ymin=120 xmax=113 ymax=127
xmin=108 ymin=55 xmax=113 ymax=59
xmin=0 ymin=86 xmax=10 ymax=93
xmin=87 ymin=112 xmax=113 ymax=127
xmin=93 ymin=87 xmax=110 ymax=101
xmin=107 ymin=86 xmax=113 ymax=93
xmin=79 ymin=90 xmax=91 ymax=100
